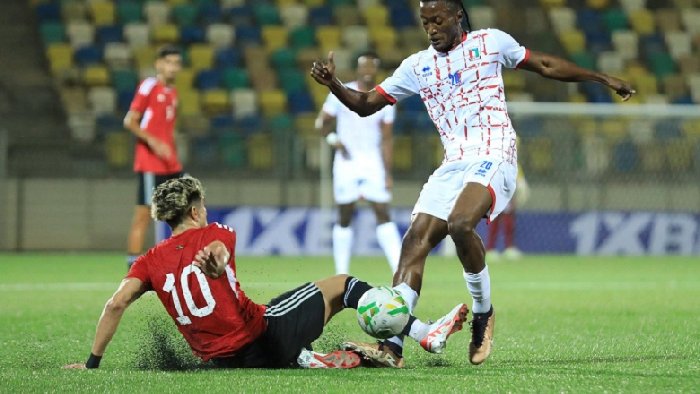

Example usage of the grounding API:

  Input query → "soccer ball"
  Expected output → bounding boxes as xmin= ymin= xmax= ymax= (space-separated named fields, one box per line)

xmin=356 ymin=286 xmax=410 ymax=339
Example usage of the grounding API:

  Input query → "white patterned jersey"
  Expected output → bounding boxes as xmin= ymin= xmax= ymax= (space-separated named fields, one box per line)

xmin=376 ymin=29 xmax=529 ymax=164
xmin=322 ymin=81 xmax=395 ymax=162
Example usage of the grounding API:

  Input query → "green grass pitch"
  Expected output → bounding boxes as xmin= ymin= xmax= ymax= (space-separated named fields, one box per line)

xmin=1 ymin=254 xmax=698 ymax=392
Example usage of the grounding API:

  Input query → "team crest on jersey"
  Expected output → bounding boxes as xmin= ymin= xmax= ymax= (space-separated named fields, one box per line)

xmin=448 ymin=70 xmax=463 ymax=86
xmin=421 ymin=66 xmax=432 ymax=77
xmin=469 ymin=47 xmax=481 ymax=60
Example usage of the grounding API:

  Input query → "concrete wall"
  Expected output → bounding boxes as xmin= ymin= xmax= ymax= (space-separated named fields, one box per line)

xmin=0 ymin=178 xmax=698 ymax=251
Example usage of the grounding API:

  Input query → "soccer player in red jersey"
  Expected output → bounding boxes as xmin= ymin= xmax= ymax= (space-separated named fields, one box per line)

xmin=64 ymin=177 xmax=468 ymax=369
xmin=311 ymin=0 xmax=635 ymax=367
xmin=124 ymin=45 xmax=183 ymax=270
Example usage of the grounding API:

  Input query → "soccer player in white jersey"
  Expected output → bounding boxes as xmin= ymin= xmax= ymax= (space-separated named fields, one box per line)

xmin=316 ymin=51 xmax=403 ymax=275
xmin=311 ymin=0 xmax=635 ymax=367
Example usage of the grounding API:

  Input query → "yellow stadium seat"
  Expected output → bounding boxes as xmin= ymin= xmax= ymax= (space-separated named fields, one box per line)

xmin=393 ymin=136 xmax=413 ymax=171
xmin=189 ymin=44 xmax=214 ymax=71
xmin=178 ymin=90 xmax=201 ymax=116
xmin=61 ymin=1 xmax=87 ymax=22
xmin=369 ymin=26 xmax=397 ymax=51
xmin=666 ymin=139 xmax=692 ymax=172
xmin=134 ymin=45 xmax=157 ymax=69
xmin=334 ymin=5 xmax=361 ymax=27
xmin=90 ymin=1 xmax=115 ymax=26
xmin=83 ymin=65 xmax=110 ymax=86
xmin=586 ymin=0 xmax=609 ymax=9
xmin=201 ymin=89 xmax=229 ymax=114
xmin=559 ymin=30 xmax=586 ymax=54
xmin=503 ymin=72 xmax=526 ymax=92
xmin=629 ymin=9 xmax=655 ymax=35
xmin=363 ymin=5 xmax=388 ymax=27
xmin=248 ymin=134 xmax=274 ymax=170
xmin=681 ymin=120 xmax=700 ymax=139
xmin=294 ymin=112 xmax=318 ymax=137
xmin=174 ymin=68 xmax=195 ymax=92
xmin=631 ymin=74 xmax=658 ymax=97
xmin=105 ymin=132 xmax=131 ymax=169
xmin=47 ymin=43 xmax=73 ymax=73
xmin=152 ymin=24 xmax=179 ymax=44
xmin=302 ymin=0 xmax=324 ymax=6
xmin=639 ymin=143 xmax=665 ymax=172
xmin=259 ymin=90 xmax=287 ymax=117
xmin=316 ymin=26 xmax=341 ymax=52
xmin=276 ymin=0 xmax=297 ymax=6
xmin=262 ymin=26 xmax=288 ymax=53
xmin=600 ymin=119 xmax=628 ymax=142
xmin=539 ymin=0 xmax=566 ymax=8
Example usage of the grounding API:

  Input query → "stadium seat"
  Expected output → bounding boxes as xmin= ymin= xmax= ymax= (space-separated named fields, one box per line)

xmin=47 ymin=43 xmax=73 ymax=73
xmin=680 ymin=8 xmax=700 ymax=35
xmin=549 ymin=7 xmax=576 ymax=34
xmin=308 ymin=6 xmax=333 ymax=26
xmin=231 ymin=89 xmax=258 ymax=118
xmin=270 ymin=48 xmax=296 ymax=69
xmin=253 ymin=4 xmax=281 ymax=25
xmin=191 ymin=135 xmax=219 ymax=168
xmin=36 ymin=2 xmax=61 ymax=22
xmin=118 ymin=1 xmax=143 ymax=24
xmin=334 ymin=5 xmax=361 ymax=27
xmin=219 ymin=132 xmax=247 ymax=169
xmin=104 ymin=43 xmax=132 ymax=69
xmin=152 ymin=24 xmax=179 ymax=43
xmin=237 ymin=114 xmax=263 ymax=134
xmin=235 ymin=25 xmax=262 ymax=45
xmin=172 ymin=4 xmax=198 ymax=26
xmin=341 ymin=25 xmax=370 ymax=52
xmin=105 ymin=132 xmax=131 ymax=169
xmin=262 ymin=26 xmax=289 ymax=53
xmin=144 ymin=2 xmax=170 ymax=26
xmin=244 ymin=46 xmax=269 ymax=70
xmin=112 ymin=69 xmax=139 ymax=93
xmin=201 ymin=89 xmax=230 ymax=114
xmin=597 ymin=51 xmax=624 ymax=74
xmin=586 ymin=0 xmax=610 ymax=9
xmin=199 ymin=3 xmax=223 ymax=24
xmin=247 ymin=134 xmax=274 ymax=170
xmin=210 ymin=114 xmax=236 ymax=130
xmin=619 ymin=0 xmax=645 ymax=12
xmin=665 ymin=32 xmax=691 ymax=60
xmin=468 ymin=7 xmax=495 ymax=30
xmin=134 ymin=45 xmax=156 ymax=70
xmin=538 ymin=0 xmax=565 ymax=8
xmin=559 ymin=30 xmax=586 ymax=54
xmin=316 ymin=26 xmax=342 ymax=52
xmin=215 ymin=47 xmax=241 ymax=68
xmin=655 ymin=8 xmax=681 ymax=33
xmin=290 ymin=26 xmax=316 ymax=50
xmin=189 ymin=44 xmax=214 ymax=71
xmin=259 ymin=90 xmax=287 ymax=117
xmin=90 ymin=1 xmax=116 ymax=26
xmin=389 ymin=5 xmax=417 ymax=29
xmin=280 ymin=4 xmax=308 ymax=28
xmin=196 ymin=69 xmax=222 ymax=91
xmin=40 ymin=22 xmax=65 ymax=45
xmin=612 ymin=30 xmax=639 ymax=60
xmin=392 ymin=136 xmax=413 ymax=171
xmin=570 ymin=51 xmax=596 ymax=69
xmin=293 ymin=112 xmax=317 ymax=137
xmin=603 ymin=8 xmax=628 ymax=32
xmin=649 ymin=53 xmax=676 ymax=80
xmin=68 ymin=111 xmax=97 ymax=142
xmin=370 ymin=26 xmax=398 ymax=53
xmin=178 ymin=90 xmax=201 ymax=116
xmin=629 ymin=9 xmax=656 ymax=35
xmin=363 ymin=5 xmax=388 ymax=27
xmin=97 ymin=25 xmax=124 ymax=45
xmin=60 ymin=1 xmax=86 ymax=23
xmin=60 ymin=86 xmax=88 ymax=114
xmin=303 ymin=0 xmax=326 ymax=6
xmin=74 ymin=45 xmax=103 ymax=66
xmin=225 ymin=5 xmax=253 ymax=26
xmin=222 ymin=68 xmax=249 ymax=89
xmin=67 ymin=22 xmax=96 ymax=48
xmin=88 ymin=86 xmax=116 ymax=114
xmin=206 ymin=24 xmax=234 ymax=48
xmin=581 ymin=81 xmax=612 ymax=102
xmin=124 ymin=23 xmax=150 ymax=49
xmin=287 ymin=90 xmax=315 ymax=114
xmin=638 ymin=143 xmax=665 ymax=172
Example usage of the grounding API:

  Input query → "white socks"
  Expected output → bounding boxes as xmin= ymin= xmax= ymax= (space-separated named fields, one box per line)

xmin=389 ymin=282 xmax=420 ymax=348
xmin=464 ymin=265 xmax=492 ymax=314
xmin=332 ymin=225 xmax=353 ymax=274
xmin=376 ymin=221 xmax=402 ymax=273
xmin=407 ymin=319 xmax=430 ymax=342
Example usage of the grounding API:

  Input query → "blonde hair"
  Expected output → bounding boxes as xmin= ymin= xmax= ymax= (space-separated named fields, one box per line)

xmin=151 ymin=176 xmax=206 ymax=227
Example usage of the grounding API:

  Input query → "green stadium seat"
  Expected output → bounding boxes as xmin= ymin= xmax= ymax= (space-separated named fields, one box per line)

xmin=270 ymin=48 xmax=296 ymax=69
xmin=278 ymin=68 xmax=306 ymax=94
xmin=603 ymin=9 xmax=628 ymax=32
xmin=112 ymin=69 xmax=139 ymax=93
xmin=40 ymin=22 xmax=65 ymax=44
xmin=570 ymin=51 xmax=596 ymax=70
xmin=649 ymin=53 xmax=677 ymax=80
xmin=267 ymin=114 xmax=293 ymax=132
xmin=221 ymin=68 xmax=250 ymax=90
xmin=289 ymin=26 xmax=316 ymax=49
xmin=219 ymin=133 xmax=247 ymax=169
xmin=172 ymin=4 xmax=198 ymax=26
xmin=253 ymin=4 xmax=281 ymax=25
xmin=117 ymin=1 xmax=143 ymax=24
xmin=329 ymin=0 xmax=355 ymax=6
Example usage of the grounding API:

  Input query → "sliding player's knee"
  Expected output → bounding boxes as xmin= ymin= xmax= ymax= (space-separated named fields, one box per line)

xmin=447 ymin=213 xmax=478 ymax=240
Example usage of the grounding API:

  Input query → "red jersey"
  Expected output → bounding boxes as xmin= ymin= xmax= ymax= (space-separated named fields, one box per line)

xmin=130 ymin=77 xmax=182 ymax=174
xmin=127 ymin=223 xmax=267 ymax=361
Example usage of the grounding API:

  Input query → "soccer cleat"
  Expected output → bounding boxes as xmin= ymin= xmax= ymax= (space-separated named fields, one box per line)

xmin=469 ymin=306 xmax=495 ymax=365
xmin=503 ymin=247 xmax=523 ymax=260
xmin=341 ymin=341 xmax=404 ymax=368
xmin=485 ymin=249 xmax=501 ymax=262
xmin=419 ymin=303 xmax=469 ymax=354
xmin=296 ymin=349 xmax=361 ymax=369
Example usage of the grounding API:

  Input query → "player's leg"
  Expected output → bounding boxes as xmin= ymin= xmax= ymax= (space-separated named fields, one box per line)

xmin=126 ymin=172 xmax=154 ymax=269
xmin=333 ymin=202 xmax=356 ymax=274
xmin=501 ymin=202 xmax=522 ymax=259
xmin=369 ymin=201 xmax=401 ymax=273
xmin=485 ymin=214 xmax=502 ymax=262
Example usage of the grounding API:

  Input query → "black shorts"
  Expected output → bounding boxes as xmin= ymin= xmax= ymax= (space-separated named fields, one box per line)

xmin=136 ymin=171 xmax=183 ymax=205
xmin=212 ymin=282 xmax=325 ymax=368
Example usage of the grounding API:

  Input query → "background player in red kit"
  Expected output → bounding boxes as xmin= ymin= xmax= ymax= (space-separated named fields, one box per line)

xmin=64 ymin=177 xmax=468 ymax=369
xmin=123 ymin=45 xmax=183 ymax=270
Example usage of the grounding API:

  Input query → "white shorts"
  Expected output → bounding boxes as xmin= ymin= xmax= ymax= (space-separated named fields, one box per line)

xmin=333 ymin=156 xmax=391 ymax=205
xmin=412 ymin=158 xmax=517 ymax=223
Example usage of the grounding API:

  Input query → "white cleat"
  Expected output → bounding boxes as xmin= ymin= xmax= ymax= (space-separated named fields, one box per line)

xmin=297 ymin=349 xmax=361 ymax=369
xmin=419 ymin=303 xmax=469 ymax=354
xmin=503 ymin=247 xmax=523 ymax=260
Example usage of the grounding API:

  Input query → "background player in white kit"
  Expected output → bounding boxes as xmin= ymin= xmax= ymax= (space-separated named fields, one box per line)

xmin=316 ymin=52 xmax=402 ymax=275
xmin=311 ymin=0 xmax=635 ymax=367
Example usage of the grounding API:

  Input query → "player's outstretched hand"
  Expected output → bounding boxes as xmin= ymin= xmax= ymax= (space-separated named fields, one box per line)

xmin=194 ymin=248 xmax=222 ymax=279
xmin=63 ymin=363 xmax=87 ymax=370
xmin=310 ymin=51 xmax=336 ymax=87
xmin=606 ymin=76 xmax=636 ymax=101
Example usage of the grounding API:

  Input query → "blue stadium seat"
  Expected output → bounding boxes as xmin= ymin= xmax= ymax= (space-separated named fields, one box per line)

xmin=196 ymin=69 xmax=222 ymax=91
xmin=225 ymin=6 xmax=253 ymax=26
xmin=96 ymin=114 xmax=124 ymax=138
xmin=612 ymin=140 xmax=638 ymax=173
xmin=180 ymin=26 xmax=205 ymax=44
xmin=96 ymin=25 xmax=123 ymax=44
xmin=389 ymin=7 xmax=416 ymax=28
xmin=199 ymin=3 xmax=222 ymax=24
xmin=639 ymin=34 xmax=666 ymax=60
xmin=581 ymin=81 xmax=612 ymax=103
xmin=288 ymin=91 xmax=314 ymax=114
xmin=36 ymin=3 xmax=61 ymax=22
xmin=210 ymin=114 xmax=236 ymax=129
xmin=215 ymin=47 xmax=241 ymax=69
xmin=192 ymin=136 xmax=219 ymax=168
xmin=117 ymin=90 xmax=134 ymax=112
xmin=309 ymin=6 xmax=333 ymax=26
xmin=235 ymin=26 xmax=261 ymax=45
xmin=74 ymin=45 xmax=103 ymax=66
xmin=577 ymin=9 xmax=604 ymax=36
xmin=236 ymin=115 xmax=263 ymax=135
xmin=654 ymin=120 xmax=682 ymax=140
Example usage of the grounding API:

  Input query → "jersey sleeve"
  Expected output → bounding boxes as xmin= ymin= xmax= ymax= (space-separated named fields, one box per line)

xmin=488 ymin=29 xmax=530 ymax=69
xmin=381 ymin=103 xmax=396 ymax=124
xmin=321 ymin=92 xmax=340 ymax=117
xmin=126 ymin=255 xmax=153 ymax=290
xmin=207 ymin=223 xmax=237 ymax=258
xmin=129 ymin=78 xmax=157 ymax=113
xmin=376 ymin=56 xmax=420 ymax=104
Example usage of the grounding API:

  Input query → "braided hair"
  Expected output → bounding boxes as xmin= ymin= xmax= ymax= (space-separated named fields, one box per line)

xmin=421 ymin=0 xmax=473 ymax=32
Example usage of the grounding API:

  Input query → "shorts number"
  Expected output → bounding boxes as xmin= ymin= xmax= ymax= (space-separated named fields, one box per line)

xmin=480 ymin=161 xmax=493 ymax=170
xmin=163 ymin=265 xmax=239 ymax=326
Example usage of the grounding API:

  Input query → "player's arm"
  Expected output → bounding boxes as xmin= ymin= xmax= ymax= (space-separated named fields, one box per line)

xmin=64 ymin=278 xmax=147 ymax=369
xmin=123 ymin=110 xmax=172 ymax=159
xmin=380 ymin=120 xmax=394 ymax=189
xmin=315 ymin=110 xmax=350 ymax=159
xmin=310 ymin=52 xmax=391 ymax=117
xmin=194 ymin=240 xmax=230 ymax=279
xmin=519 ymin=50 xmax=636 ymax=101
